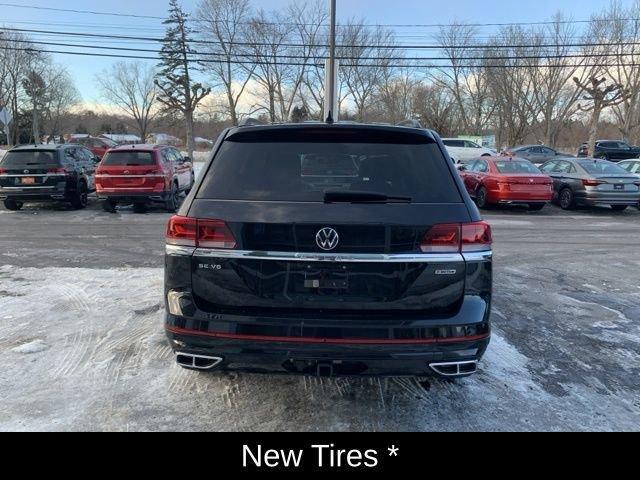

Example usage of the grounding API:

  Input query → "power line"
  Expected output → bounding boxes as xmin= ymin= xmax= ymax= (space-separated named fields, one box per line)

xmin=3 ymin=44 xmax=640 ymax=70
xmin=5 ymin=36 xmax=640 ymax=63
xmin=4 ymin=26 xmax=640 ymax=51
xmin=2 ymin=2 xmax=640 ymax=30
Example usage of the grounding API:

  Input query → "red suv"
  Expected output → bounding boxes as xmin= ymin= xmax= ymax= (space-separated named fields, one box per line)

xmin=96 ymin=145 xmax=195 ymax=213
xmin=76 ymin=136 xmax=118 ymax=159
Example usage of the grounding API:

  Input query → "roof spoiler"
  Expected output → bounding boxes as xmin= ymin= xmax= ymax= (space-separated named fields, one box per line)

xmin=396 ymin=120 xmax=424 ymax=129
xmin=239 ymin=117 xmax=267 ymax=127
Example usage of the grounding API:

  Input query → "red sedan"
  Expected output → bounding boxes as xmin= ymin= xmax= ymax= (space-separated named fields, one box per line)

xmin=459 ymin=157 xmax=553 ymax=211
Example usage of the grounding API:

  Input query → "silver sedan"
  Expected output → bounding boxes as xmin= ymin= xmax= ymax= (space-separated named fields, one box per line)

xmin=540 ymin=158 xmax=640 ymax=211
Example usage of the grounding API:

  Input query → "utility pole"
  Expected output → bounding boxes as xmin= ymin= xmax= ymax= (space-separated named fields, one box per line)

xmin=324 ymin=0 xmax=338 ymax=123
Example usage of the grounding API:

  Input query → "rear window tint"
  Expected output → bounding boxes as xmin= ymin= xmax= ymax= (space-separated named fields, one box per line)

xmin=199 ymin=141 xmax=462 ymax=203
xmin=495 ymin=160 xmax=540 ymax=174
xmin=578 ymin=160 xmax=629 ymax=175
xmin=101 ymin=151 xmax=155 ymax=166
xmin=443 ymin=140 xmax=465 ymax=147
xmin=1 ymin=150 xmax=58 ymax=167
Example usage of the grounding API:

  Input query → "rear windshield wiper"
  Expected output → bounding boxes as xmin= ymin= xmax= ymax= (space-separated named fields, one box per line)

xmin=324 ymin=191 xmax=412 ymax=204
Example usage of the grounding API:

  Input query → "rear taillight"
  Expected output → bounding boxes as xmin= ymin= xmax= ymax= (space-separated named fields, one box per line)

xmin=166 ymin=216 xmax=237 ymax=249
xmin=461 ymin=222 xmax=493 ymax=252
xmin=0 ymin=168 xmax=6 ymax=175
xmin=583 ymin=179 xmax=604 ymax=187
xmin=420 ymin=224 xmax=460 ymax=253
xmin=420 ymin=222 xmax=492 ymax=254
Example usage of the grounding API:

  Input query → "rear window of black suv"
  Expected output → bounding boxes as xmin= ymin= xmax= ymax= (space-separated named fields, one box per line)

xmin=198 ymin=128 xmax=462 ymax=203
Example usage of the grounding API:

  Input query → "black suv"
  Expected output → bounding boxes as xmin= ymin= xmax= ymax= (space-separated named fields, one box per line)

xmin=164 ymin=123 xmax=493 ymax=379
xmin=578 ymin=140 xmax=640 ymax=161
xmin=0 ymin=144 xmax=99 ymax=210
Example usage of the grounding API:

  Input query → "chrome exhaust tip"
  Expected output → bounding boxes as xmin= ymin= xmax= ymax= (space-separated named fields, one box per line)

xmin=176 ymin=352 xmax=224 ymax=371
xmin=429 ymin=360 xmax=478 ymax=378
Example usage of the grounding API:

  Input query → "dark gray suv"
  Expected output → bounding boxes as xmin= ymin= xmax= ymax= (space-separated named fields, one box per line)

xmin=0 ymin=144 xmax=99 ymax=211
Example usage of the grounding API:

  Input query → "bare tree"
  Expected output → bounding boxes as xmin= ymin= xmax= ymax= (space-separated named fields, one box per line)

xmin=197 ymin=0 xmax=254 ymax=126
xmin=431 ymin=23 xmax=494 ymax=135
xmin=339 ymin=22 xmax=397 ymax=122
xmin=42 ymin=64 xmax=80 ymax=142
xmin=412 ymin=83 xmax=460 ymax=137
xmin=574 ymin=76 xmax=631 ymax=154
xmin=96 ymin=62 xmax=158 ymax=141
xmin=376 ymin=65 xmax=419 ymax=124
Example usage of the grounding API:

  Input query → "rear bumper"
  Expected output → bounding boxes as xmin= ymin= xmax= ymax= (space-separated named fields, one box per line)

xmin=97 ymin=191 xmax=170 ymax=203
xmin=488 ymin=190 xmax=552 ymax=204
xmin=0 ymin=187 xmax=68 ymax=201
xmin=575 ymin=191 xmax=640 ymax=206
xmin=165 ymin=323 xmax=490 ymax=377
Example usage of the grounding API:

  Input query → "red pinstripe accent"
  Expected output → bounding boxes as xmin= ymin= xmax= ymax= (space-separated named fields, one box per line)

xmin=165 ymin=325 xmax=489 ymax=346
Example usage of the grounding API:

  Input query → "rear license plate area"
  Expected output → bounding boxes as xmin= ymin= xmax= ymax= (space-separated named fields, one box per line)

xmin=614 ymin=184 xmax=624 ymax=190
xmin=20 ymin=177 xmax=36 ymax=185
xmin=304 ymin=268 xmax=349 ymax=290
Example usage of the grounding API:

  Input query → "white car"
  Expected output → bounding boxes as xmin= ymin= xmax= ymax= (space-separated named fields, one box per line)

xmin=442 ymin=139 xmax=494 ymax=164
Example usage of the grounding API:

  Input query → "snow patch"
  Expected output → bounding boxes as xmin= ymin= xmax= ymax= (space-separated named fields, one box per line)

xmin=11 ymin=340 xmax=49 ymax=355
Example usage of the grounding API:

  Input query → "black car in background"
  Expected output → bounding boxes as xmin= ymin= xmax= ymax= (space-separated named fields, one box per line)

xmin=578 ymin=140 xmax=640 ymax=161
xmin=164 ymin=123 xmax=493 ymax=379
xmin=0 ymin=144 xmax=99 ymax=210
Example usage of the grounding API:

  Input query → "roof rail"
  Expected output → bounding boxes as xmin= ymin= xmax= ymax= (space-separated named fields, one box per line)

xmin=396 ymin=119 xmax=424 ymax=129
xmin=239 ymin=117 xmax=267 ymax=127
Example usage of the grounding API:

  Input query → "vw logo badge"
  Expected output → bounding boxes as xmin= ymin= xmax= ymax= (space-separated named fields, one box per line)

xmin=316 ymin=228 xmax=340 ymax=251
xmin=24 ymin=170 xmax=30 ymax=174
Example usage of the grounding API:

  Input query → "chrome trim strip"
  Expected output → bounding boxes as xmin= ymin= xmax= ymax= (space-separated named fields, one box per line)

xmin=462 ymin=251 xmax=493 ymax=262
xmin=191 ymin=248 xmax=466 ymax=263
xmin=429 ymin=360 xmax=478 ymax=377
xmin=166 ymin=245 xmax=197 ymax=256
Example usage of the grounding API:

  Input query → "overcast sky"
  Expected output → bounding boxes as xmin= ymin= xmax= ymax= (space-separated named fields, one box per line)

xmin=0 ymin=0 xmax=630 ymax=104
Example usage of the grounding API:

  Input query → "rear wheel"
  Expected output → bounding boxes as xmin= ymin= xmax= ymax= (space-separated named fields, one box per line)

xmin=165 ymin=182 xmax=180 ymax=212
xmin=611 ymin=205 xmax=628 ymax=212
xmin=3 ymin=199 xmax=23 ymax=211
xmin=559 ymin=188 xmax=575 ymax=210
xmin=528 ymin=203 xmax=545 ymax=211
xmin=476 ymin=187 xmax=489 ymax=209
xmin=70 ymin=182 xmax=88 ymax=210
xmin=102 ymin=199 xmax=117 ymax=213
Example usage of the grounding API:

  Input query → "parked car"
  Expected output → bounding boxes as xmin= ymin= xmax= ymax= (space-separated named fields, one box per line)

xmin=75 ymin=136 xmax=118 ymax=159
xmin=458 ymin=157 xmax=553 ymax=211
xmin=503 ymin=145 xmax=568 ymax=164
xmin=540 ymin=158 xmax=640 ymax=211
xmin=0 ymin=144 xmax=98 ymax=211
xmin=96 ymin=144 xmax=195 ymax=213
xmin=164 ymin=123 xmax=493 ymax=379
xmin=618 ymin=159 xmax=640 ymax=175
xmin=441 ymin=138 xmax=494 ymax=164
xmin=578 ymin=140 xmax=640 ymax=161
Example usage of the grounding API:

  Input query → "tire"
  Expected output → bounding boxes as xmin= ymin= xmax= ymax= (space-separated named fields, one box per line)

xmin=559 ymin=188 xmax=575 ymax=210
xmin=70 ymin=182 xmax=88 ymax=210
xmin=3 ymin=199 xmax=23 ymax=211
xmin=165 ymin=182 xmax=180 ymax=213
xmin=528 ymin=203 xmax=546 ymax=211
xmin=611 ymin=205 xmax=628 ymax=212
xmin=102 ymin=199 xmax=117 ymax=213
xmin=185 ymin=174 xmax=195 ymax=195
xmin=476 ymin=186 xmax=489 ymax=209
xmin=133 ymin=202 xmax=148 ymax=214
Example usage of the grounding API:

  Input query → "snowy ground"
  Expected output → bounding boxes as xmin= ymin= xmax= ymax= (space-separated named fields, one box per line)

xmin=0 ymin=203 xmax=639 ymax=431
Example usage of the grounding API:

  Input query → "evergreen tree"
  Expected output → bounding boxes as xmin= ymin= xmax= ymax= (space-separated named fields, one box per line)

xmin=156 ymin=0 xmax=210 ymax=159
